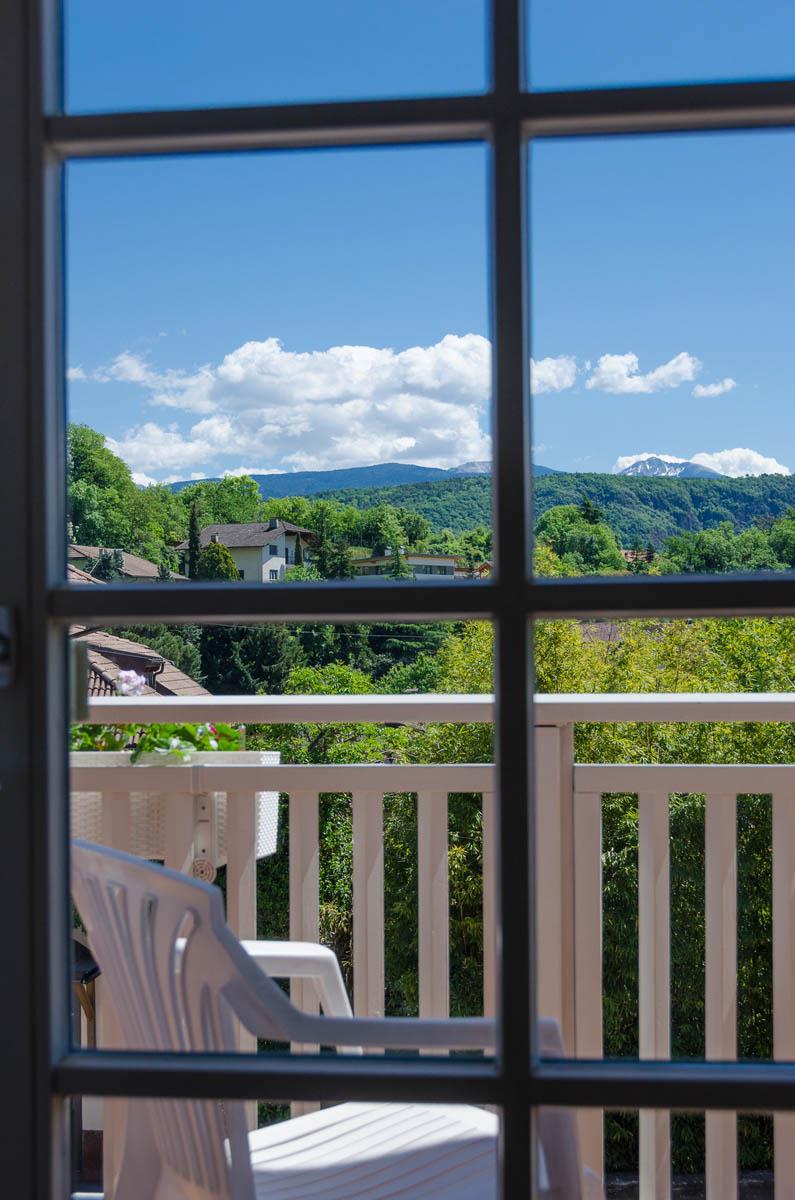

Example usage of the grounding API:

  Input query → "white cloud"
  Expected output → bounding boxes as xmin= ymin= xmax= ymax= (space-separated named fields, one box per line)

xmin=95 ymin=334 xmax=493 ymax=477
xmin=691 ymin=448 xmax=790 ymax=477
xmin=531 ymin=355 xmax=577 ymax=394
xmin=612 ymin=451 xmax=686 ymax=472
xmin=67 ymin=366 xmax=87 ymax=382
xmin=692 ymin=377 xmax=737 ymax=398
xmin=105 ymin=422 xmax=220 ymax=474
xmin=586 ymin=351 xmax=701 ymax=394
xmin=131 ymin=470 xmax=157 ymax=486
xmin=84 ymin=335 xmax=738 ymax=480
xmin=613 ymin=448 xmax=790 ymax=477
xmin=222 ymin=466 xmax=285 ymax=477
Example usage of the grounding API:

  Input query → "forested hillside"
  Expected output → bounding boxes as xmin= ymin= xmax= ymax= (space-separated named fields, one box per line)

xmin=321 ymin=471 xmax=795 ymax=544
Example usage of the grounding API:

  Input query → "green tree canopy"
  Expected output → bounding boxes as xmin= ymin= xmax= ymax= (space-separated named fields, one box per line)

xmin=196 ymin=540 xmax=240 ymax=580
xmin=178 ymin=475 xmax=263 ymax=525
xmin=535 ymin=504 xmax=626 ymax=573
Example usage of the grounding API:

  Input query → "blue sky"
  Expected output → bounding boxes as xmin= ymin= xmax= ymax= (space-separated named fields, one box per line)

xmin=66 ymin=3 xmax=795 ymax=482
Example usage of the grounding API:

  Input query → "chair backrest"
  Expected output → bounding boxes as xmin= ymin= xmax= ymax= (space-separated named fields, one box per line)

xmin=72 ymin=839 xmax=300 ymax=1200
xmin=73 ymin=840 xmax=595 ymax=1200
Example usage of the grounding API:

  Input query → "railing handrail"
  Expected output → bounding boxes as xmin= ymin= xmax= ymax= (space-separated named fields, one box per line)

xmin=70 ymin=759 xmax=494 ymax=793
xmin=86 ymin=691 xmax=795 ymax=726
xmin=575 ymin=762 xmax=795 ymax=794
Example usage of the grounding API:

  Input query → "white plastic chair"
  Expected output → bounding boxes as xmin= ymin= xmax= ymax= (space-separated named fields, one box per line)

xmin=72 ymin=839 xmax=601 ymax=1200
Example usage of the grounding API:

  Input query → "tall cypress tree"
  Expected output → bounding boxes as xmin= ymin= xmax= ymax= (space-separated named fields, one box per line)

xmin=187 ymin=501 xmax=201 ymax=578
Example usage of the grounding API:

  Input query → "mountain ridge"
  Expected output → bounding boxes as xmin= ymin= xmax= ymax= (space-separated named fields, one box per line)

xmin=619 ymin=455 xmax=723 ymax=480
xmin=168 ymin=459 xmax=560 ymax=500
xmin=318 ymin=471 xmax=795 ymax=546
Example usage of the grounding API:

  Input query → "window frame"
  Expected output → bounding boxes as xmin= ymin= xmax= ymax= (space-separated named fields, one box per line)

xmin=5 ymin=0 xmax=795 ymax=1195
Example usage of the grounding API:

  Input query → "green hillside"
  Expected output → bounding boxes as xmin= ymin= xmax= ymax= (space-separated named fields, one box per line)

xmin=320 ymin=471 xmax=795 ymax=545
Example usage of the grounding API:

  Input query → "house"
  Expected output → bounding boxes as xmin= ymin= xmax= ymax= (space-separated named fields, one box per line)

xmin=620 ymin=547 xmax=654 ymax=564
xmin=454 ymin=558 xmax=491 ymax=579
xmin=68 ymin=544 xmax=187 ymax=582
xmin=353 ymin=552 xmax=459 ymax=578
xmin=176 ymin=520 xmax=318 ymax=582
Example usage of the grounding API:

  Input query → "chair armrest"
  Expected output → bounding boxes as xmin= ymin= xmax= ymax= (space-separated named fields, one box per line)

xmin=240 ymin=939 xmax=353 ymax=1019
xmin=237 ymin=939 xmax=495 ymax=1051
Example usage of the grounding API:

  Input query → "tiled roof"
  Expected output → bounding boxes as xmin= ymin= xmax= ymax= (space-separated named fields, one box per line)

xmin=71 ymin=626 xmax=209 ymax=697
xmin=353 ymin=553 xmax=459 ymax=565
xmin=68 ymin=544 xmax=187 ymax=581
xmin=175 ymin=521 xmax=316 ymax=550
xmin=67 ymin=562 xmax=104 ymax=584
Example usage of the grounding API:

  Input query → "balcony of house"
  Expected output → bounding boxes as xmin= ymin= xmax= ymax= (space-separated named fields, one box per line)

xmin=70 ymin=689 xmax=795 ymax=1198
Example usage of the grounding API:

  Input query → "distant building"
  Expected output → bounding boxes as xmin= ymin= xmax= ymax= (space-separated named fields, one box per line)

xmin=353 ymin=552 xmax=459 ymax=579
xmin=68 ymin=544 xmax=187 ymax=582
xmin=454 ymin=559 xmax=491 ymax=579
xmin=620 ymin=547 xmax=654 ymax=564
xmin=176 ymin=519 xmax=318 ymax=582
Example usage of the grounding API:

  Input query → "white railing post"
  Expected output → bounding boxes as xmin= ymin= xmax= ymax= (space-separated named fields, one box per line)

xmin=573 ymin=786 xmax=604 ymax=1184
xmin=535 ymin=725 xmax=566 ymax=1038
xmin=98 ymin=791 xmax=132 ymax=1194
xmin=225 ymin=791 xmax=257 ymax=943
xmin=288 ymin=789 xmax=320 ymax=1117
xmin=101 ymin=791 xmax=132 ymax=854
xmin=482 ymin=790 xmax=497 ymax=1023
xmin=773 ymin=790 xmax=795 ymax=1196
xmin=638 ymin=789 xmax=671 ymax=1200
xmin=288 ymin=789 xmax=320 ymax=1025
xmin=705 ymin=792 xmax=738 ymax=1200
xmin=418 ymin=790 xmax=449 ymax=1050
xmin=352 ymin=791 xmax=385 ymax=1026
xmin=163 ymin=791 xmax=195 ymax=875
xmin=225 ymin=790 xmax=258 ymax=1129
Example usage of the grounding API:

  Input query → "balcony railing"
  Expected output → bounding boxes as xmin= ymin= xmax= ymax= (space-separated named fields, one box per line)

xmin=72 ymin=691 xmax=795 ymax=1198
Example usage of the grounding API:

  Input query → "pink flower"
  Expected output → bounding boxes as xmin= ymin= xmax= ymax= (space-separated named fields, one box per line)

xmin=116 ymin=669 xmax=147 ymax=697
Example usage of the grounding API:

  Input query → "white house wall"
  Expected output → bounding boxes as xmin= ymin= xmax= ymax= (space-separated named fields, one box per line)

xmin=228 ymin=546 xmax=265 ymax=582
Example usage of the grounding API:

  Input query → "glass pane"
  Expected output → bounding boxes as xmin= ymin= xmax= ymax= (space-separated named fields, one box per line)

xmin=596 ymin=1109 xmax=776 ymax=1196
xmin=69 ymin=617 xmax=495 ymax=1058
xmin=72 ymin=1093 xmax=501 ymax=1196
xmin=533 ymin=614 xmax=795 ymax=1183
xmin=65 ymin=0 xmax=487 ymax=113
xmin=529 ymin=0 xmax=795 ymax=91
xmin=530 ymin=131 xmax=795 ymax=582
xmin=66 ymin=146 xmax=491 ymax=585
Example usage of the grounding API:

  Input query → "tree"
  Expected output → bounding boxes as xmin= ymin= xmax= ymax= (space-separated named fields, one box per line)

xmin=294 ymin=535 xmax=304 ymax=567
xmin=387 ymin=545 xmax=413 ymax=579
xmin=285 ymin=564 xmax=323 ymax=582
xmin=178 ymin=475 xmax=263 ymax=526
xmin=358 ymin=505 xmax=405 ymax=557
xmin=199 ymin=624 xmax=304 ymax=693
xmin=535 ymin=504 xmax=626 ymax=573
xmin=67 ymin=423 xmax=137 ymax=547
xmin=769 ymin=508 xmax=795 ymax=566
xmin=118 ymin=624 xmax=204 ymax=685
xmin=187 ymin=502 xmax=201 ymax=578
xmin=195 ymin=540 xmax=239 ymax=580
xmin=395 ymin=507 xmax=431 ymax=549
xmin=92 ymin=547 xmax=124 ymax=581
xmin=579 ymin=497 xmax=604 ymax=525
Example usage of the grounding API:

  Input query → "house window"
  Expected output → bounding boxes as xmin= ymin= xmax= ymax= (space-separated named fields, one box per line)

xmin=6 ymin=3 xmax=793 ymax=1196
xmin=268 ymin=544 xmax=279 ymax=555
xmin=269 ymin=569 xmax=279 ymax=581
